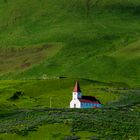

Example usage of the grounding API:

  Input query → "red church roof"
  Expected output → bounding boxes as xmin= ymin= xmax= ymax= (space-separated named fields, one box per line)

xmin=79 ymin=99 xmax=100 ymax=104
xmin=73 ymin=81 xmax=81 ymax=92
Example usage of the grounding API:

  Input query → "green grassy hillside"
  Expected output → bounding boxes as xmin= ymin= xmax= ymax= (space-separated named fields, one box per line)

xmin=0 ymin=79 xmax=139 ymax=140
xmin=0 ymin=0 xmax=140 ymax=85
xmin=0 ymin=79 xmax=122 ymax=109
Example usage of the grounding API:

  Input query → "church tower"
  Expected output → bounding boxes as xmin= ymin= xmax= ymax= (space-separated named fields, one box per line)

xmin=72 ymin=81 xmax=82 ymax=100
xmin=70 ymin=81 xmax=82 ymax=108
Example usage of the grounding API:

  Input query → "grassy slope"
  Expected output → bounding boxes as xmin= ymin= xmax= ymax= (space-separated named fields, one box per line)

xmin=0 ymin=0 xmax=140 ymax=85
xmin=0 ymin=2 xmax=140 ymax=139
xmin=0 ymin=79 xmax=122 ymax=109
xmin=1 ymin=78 xmax=139 ymax=139
xmin=0 ymin=43 xmax=62 ymax=75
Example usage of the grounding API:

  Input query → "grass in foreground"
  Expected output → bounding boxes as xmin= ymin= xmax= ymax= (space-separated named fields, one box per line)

xmin=0 ymin=108 xmax=139 ymax=140
xmin=0 ymin=79 xmax=139 ymax=140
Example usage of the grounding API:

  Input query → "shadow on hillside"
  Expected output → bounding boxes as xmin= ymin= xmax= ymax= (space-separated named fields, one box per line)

xmin=106 ymin=3 xmax=140 ymax=15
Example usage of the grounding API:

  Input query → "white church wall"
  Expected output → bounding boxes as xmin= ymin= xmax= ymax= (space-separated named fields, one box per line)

xmin=70 ymin=99 xmax=81 ymax=108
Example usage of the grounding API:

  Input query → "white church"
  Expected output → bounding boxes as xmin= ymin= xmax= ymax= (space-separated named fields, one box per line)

xmin=70 ymin=81 xmax=102 ymax=108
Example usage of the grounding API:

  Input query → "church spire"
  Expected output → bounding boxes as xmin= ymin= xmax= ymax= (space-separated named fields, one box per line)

xmin=73 ymin=81 xmax=81 ymax=92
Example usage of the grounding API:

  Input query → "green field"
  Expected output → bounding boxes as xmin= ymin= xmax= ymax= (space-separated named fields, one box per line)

xmin=0 ymin=0 xmax=139 ymax=85
xmin=0 ymin=79 xmax=140 ymax=139
xmin=0 ymin=79 xmax=122 ymax=109
xmin=0 ymin=106 xmax=140 ymax=140
xmin=0 ymin=0 xmax=140 ymax=139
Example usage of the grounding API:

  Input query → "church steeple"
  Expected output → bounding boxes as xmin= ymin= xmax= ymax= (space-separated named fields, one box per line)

xmin=72 ymin=81 xmax=82 ymax=99
xmin=73 ymin=81 xmax=81 ymax=92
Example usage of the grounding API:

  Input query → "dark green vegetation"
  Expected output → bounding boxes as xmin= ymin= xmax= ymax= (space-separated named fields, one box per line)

xmin=0 ymin=108 xmax=140 ymax=140
xmin=0 ymin=79 xmax=140 ymax=139
xmin=0 ymin=0 xmax=139 ymax=85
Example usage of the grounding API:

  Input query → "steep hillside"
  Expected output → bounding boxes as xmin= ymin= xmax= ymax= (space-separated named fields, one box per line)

xmin=0 ymin=0 xmax=140 ymax=86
